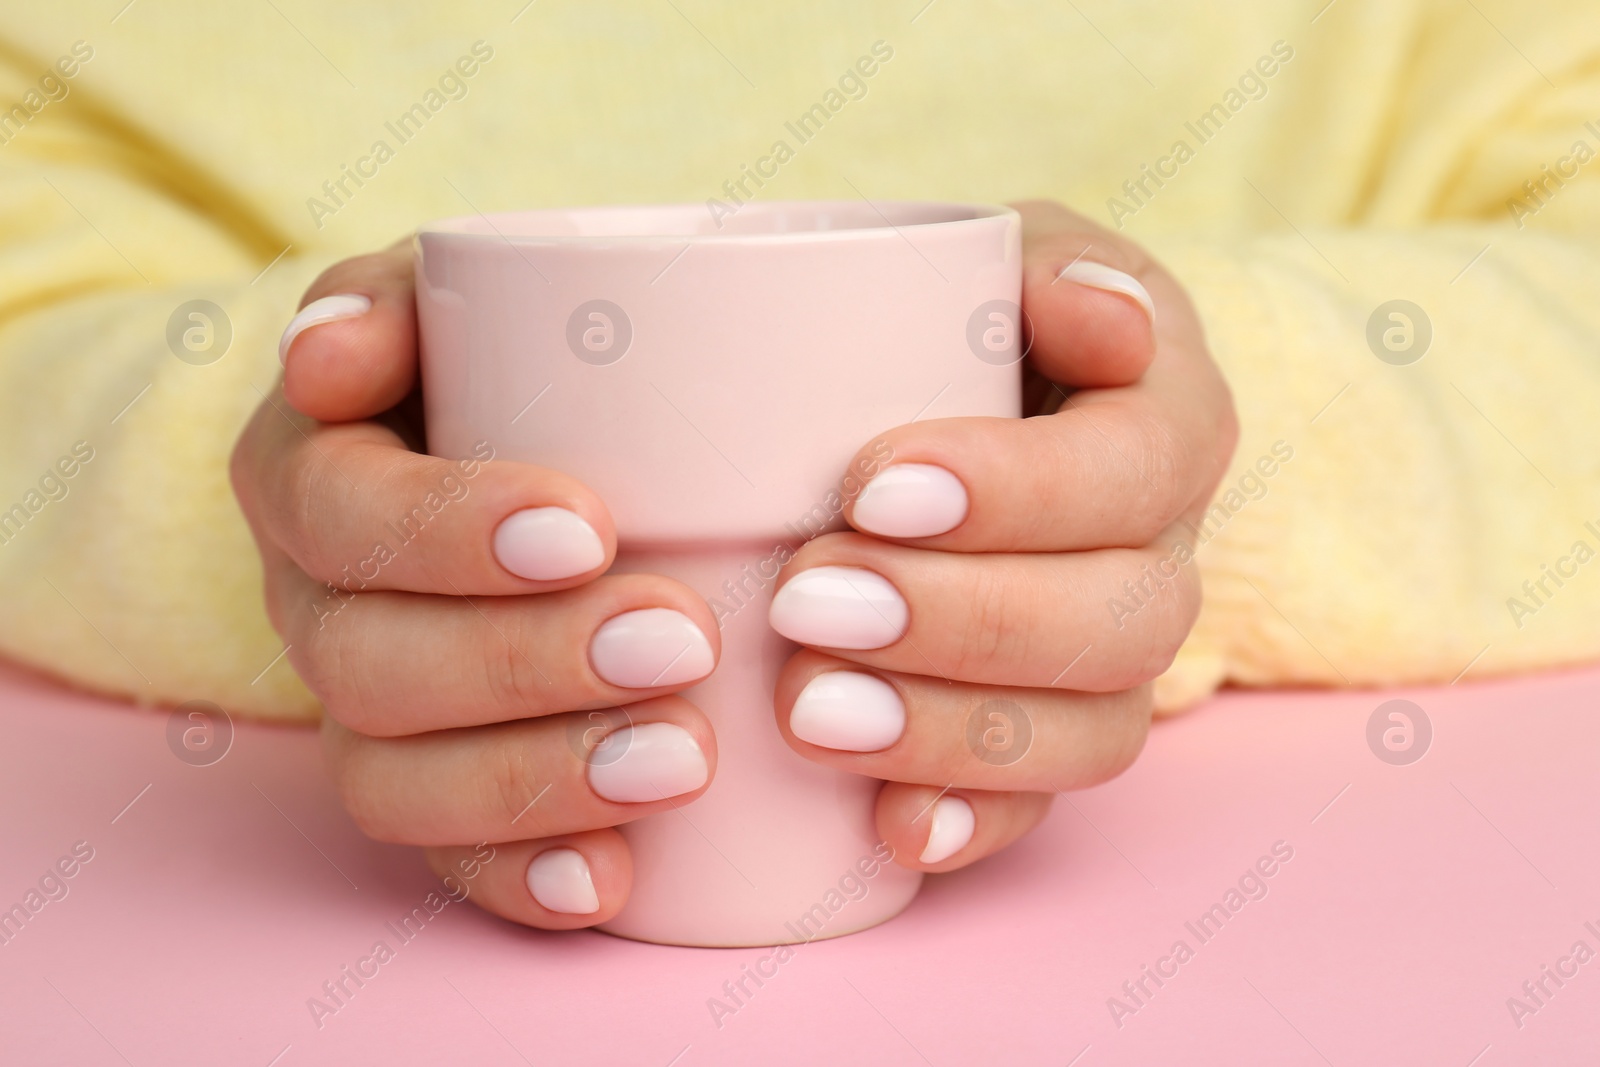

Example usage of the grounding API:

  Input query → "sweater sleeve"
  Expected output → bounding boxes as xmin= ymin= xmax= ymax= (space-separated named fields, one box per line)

xmin=0 ymin=39 xmax=323 ymax=721
xmin=1150 ymin=3 xmax=1600 ymax=711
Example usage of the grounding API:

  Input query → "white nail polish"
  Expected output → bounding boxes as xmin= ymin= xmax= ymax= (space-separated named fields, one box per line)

xmin=790 ymin=671 xmax=905 ymax=752
xmin=768 ymin=566 xmax=908 ymax=650
xmin=525 ymin=848 xmax=600 ymax=914
xmin=852 ymin=463 xmax=969 ymax=539
xmin=1055 ymin=261 xmax=1155 ymax=323
xmin=493 ymin=507 xmax=606 ymax=581
xmin=920 ymin=795 xmax=975 ymax=864
xmin=587 ymin=722 xmax=709 ymax=803
xmin=278 ymin=293 xmax=372 ymax=364
xmin=589 ymin=608 xmax=715 ymax=688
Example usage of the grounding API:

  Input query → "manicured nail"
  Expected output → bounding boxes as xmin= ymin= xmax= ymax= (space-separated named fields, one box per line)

xmin=587 ymin=722 xmax=708 ymax=803
xmin=1055 ymin=261 xmax=1155 ymax=324
xmin=790 ymin=672 xmax=905 ymax=752
xmin=493 ymin=507 xmax=606 ymax=581
xmin=525 ymin=848 xmax=599 ymax=914
xmin=769 ymin=566 xmax=908 ymax=650
xmin=278 ymin=294 xmax=372 ymax=364
xmin=852 ymin=463 xmax=969 ymax=539
xmin=589 ymin=608 xmax=714 ymax=688
xmin=920 ymin=795 xmax=975 ymax=864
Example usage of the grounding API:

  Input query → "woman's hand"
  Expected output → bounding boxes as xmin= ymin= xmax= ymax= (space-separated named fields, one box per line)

xmin=232 ymin=197 xmax=1234 ymax=931
xmin=769 ymin=201 xmax=1238 ymax=870
xmin=231 ymin=241 xmax=724 ymax=929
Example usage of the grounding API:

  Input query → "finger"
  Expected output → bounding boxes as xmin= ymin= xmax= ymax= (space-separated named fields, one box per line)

xmin=844 ymin=206 xmax=1235 ymax=551
xmin=277 ymin=565 xmax=719 ymax=736
xmin=424 ymin=831 xmax=631 ymax=929
xmin=280 ymin=239 xmax=416 ymax=422
xmin=1013 ymin=199 xmax=1161 ymax=388
xmin=767 ymin=531 xmax=1201 ymax=692
xmin=774 ymin=650 xmax=1150 ymax=790
xmin=877 ymin=785 xmax=1053 ymax=873
xmin=323 ymin=697 xmax=716 ymax=846
xmin=235 ymin=405 xmax=617 ymax=595
xmin=842 ymin=384 xmax=1231 ymax=551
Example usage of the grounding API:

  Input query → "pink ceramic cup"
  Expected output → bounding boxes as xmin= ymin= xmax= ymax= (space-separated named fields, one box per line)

xmin=415 ymin=200 xmax=1022 ymax=947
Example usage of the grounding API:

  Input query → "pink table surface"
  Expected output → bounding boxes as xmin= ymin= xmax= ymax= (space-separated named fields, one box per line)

xmin=1 ymin=657 xmax=1596 ymax=1066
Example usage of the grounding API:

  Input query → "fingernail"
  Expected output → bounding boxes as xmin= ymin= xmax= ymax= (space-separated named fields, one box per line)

xmin=589 ymin=608 xmax=714 ymax=688
xmin=587 ymin=722 xmax=708 ymax=803
xmin=493 ymin=507 xmax=606 ymax=581
xmin=790 ymin=672 xmax=905 ymax=752
xmin=525 ymin=848 xmax=599 ymax=914
xmin=278 ymin=293 xmax=372 ymax=364
xmin=852 ymin=463 xmax=969 ymax=539
xmin=769 ymin=566 xmax=908 ymax=650
xmin=920 ymin=795 xmax=975 ymax=864
xmin=1055 ymin=261 xmax=1155 ymax=324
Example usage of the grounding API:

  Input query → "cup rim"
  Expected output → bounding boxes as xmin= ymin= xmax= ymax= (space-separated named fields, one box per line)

xmin=416 ymin=199 xmax=1017 ymax=246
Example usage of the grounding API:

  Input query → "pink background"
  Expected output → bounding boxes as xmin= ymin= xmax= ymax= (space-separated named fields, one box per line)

xmin=0 ymin=657 xmax=1595 ymax=1065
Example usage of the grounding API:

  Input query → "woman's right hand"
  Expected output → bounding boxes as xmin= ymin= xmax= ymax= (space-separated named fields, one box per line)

xmin=230 ymin=240 xmax=721 ymax=928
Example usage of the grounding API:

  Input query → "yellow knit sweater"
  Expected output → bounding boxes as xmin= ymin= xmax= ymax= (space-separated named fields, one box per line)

xmin=2 ymin=2 xmax=1597 ymax=721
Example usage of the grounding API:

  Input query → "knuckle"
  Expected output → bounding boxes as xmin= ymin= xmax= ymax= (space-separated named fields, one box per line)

xmin=1137 ymin=607 xmax=1192 ymax=683
xmin=481 ymin=605 xmax=554 ymax=715
xmin=1102 ymin=556 xmax=1195 ymax=690
xmin=1044 ymin=688 xmax=1151 ymax=791
xmin=485 ymin=730 xmax=544 ymax=830
xmin=260 ymin=564 xmax=295 ymax=639
xmin=1061 ymin=689 xmax=1152 ymax=790
xmin=278 ymin=437 xmax=339 ymax=574
xmin=1101 ymin=686 xmax=1154 ymax=779
xmin=1099 ymin=656 xmax=1161 ymax=694
xmin=1214 ymin=381 xmax=1241 ymax=460
xmin=227 ymin=419 xmax=257 ymax=514
xmin=1175 ymin=564 xmax=1204 ymax=631
xmin=230 ymin=403 xmax=287 ymax=532
xmin=937 ymin=732 xmax=982 ymax=783
xmin=277 ymin=434 xmax=320 ymax=530
xmin=325 ymin=730 xmax=396 ymax=841
xmin=1157 ymin=557 xmax=1203 ymax=646
xmin=1114 ymin=406 xmax=1192 ymax=540
xmin=289 ymin=598 xmax=371 ymax=728
xmin=292 ymin=621 xmax=343 ymax=705
xmin=949 ymin=566 xmax=1016 ymax=679
xmin=1119 ymin=600 xmax=1191 ymax=688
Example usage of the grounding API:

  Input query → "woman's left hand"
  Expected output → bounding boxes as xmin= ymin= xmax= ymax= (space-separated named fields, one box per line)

xmin=769 ymin=200 xmax=1238 ymax=870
